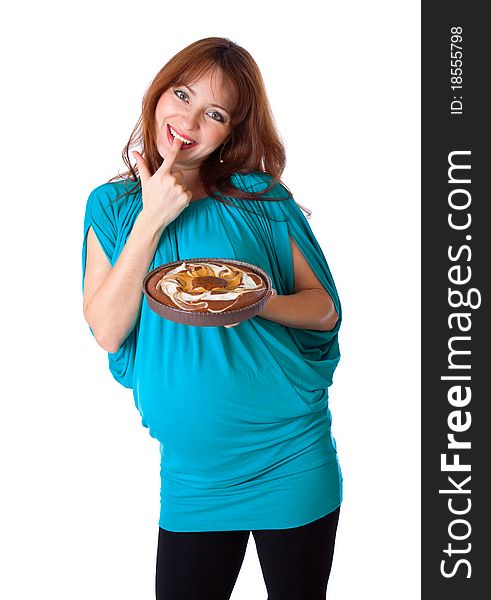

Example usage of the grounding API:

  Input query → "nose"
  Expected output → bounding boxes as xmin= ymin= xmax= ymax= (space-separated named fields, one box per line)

xmin=180 ymin=110 xmax=200 ymax=132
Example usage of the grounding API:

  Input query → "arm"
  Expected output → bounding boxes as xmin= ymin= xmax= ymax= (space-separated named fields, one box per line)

xmin=83 ymin=136 xmax=191 ymax=353
xmin=258 ymin=235 xmax=339 ymax=332
xmin=83 ymin=213 xmax=165 ymax=353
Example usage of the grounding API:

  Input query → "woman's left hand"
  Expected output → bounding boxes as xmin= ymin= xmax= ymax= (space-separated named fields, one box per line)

xmin=224 ymin=289 xmax=277 ymax=328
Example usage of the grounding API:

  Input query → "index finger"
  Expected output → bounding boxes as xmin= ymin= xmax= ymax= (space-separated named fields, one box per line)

xmin=159 ymin=134 xmax=182 ymax=174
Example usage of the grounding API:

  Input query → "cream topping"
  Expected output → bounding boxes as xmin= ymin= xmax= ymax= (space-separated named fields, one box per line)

xmin=155 ymin=261 xmax=266 ymax=313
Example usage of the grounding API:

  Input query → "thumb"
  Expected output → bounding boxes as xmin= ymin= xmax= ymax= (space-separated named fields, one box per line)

xmin=131 ymin=150 xmax=151 ymax=185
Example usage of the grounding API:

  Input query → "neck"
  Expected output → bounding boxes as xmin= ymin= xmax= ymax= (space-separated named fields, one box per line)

xmin=178 ymin=166 xmax=206 ymax=200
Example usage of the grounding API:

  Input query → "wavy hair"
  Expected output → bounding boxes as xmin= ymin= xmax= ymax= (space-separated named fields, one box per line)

xmin=108 ymin=37 xmax=310 ymax=216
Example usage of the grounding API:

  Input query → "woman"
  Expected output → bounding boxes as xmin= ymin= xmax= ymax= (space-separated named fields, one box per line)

xmin=82 ymin=37 xmax=343 ymax=600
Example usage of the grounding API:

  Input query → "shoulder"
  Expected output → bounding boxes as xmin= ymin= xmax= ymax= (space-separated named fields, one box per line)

xmin=86 ymin=179 xmax=141 ymax=221
xmin=229 ymin=170 xmax=290 ymax=198
xmin=228 ymin=171 xmax=302 ymax=220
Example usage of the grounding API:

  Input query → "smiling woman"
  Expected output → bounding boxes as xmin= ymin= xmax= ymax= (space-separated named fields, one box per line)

xmin=81 ymin=36 xmax=343 ymax=600
xmin=108 ymin=37 xmax=291 ymax=206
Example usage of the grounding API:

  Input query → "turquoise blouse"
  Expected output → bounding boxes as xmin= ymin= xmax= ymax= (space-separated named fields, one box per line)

xmin=82 ymin=172 xmax=343 ymax=532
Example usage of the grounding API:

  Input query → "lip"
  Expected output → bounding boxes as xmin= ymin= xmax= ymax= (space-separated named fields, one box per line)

xmin=166 ymin=124 xmax=198 ymax=149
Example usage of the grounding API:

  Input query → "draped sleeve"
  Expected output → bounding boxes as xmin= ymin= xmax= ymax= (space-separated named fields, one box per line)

xmin=276 ymin=195 xmax=342 ymax=358
xmin=229 ymin=171 xmax=342 ymax=388
xmin=81 ymin=181 xmax=142 ymax=389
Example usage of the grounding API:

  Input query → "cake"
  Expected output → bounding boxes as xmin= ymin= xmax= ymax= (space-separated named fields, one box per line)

xmin=142 ymin=259 xmax=272 ymax=326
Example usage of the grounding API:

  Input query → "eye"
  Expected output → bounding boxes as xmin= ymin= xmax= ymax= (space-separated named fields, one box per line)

xmin=174 ymin=89 xmax=189 ymax=102
xmin=208 ymin=111 xmax=225 ymax=123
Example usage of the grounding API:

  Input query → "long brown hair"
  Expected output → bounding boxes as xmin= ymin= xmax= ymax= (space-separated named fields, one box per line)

xmin=109 ymin=37 xmax=311 ymax=216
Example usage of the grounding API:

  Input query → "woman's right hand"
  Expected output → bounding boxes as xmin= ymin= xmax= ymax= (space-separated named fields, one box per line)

xmin=132 ymin=136 xmax=192 ymax=230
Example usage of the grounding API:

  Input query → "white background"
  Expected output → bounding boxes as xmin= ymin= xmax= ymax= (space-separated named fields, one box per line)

xmin=1 ymin=0 xmax=420 ymax=598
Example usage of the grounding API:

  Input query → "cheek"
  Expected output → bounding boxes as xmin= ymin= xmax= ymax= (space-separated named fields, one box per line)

xmin=210 ymin=124 xmax=231 ymax=144
xmin=155 ymin=95 xmax=174 ymax=120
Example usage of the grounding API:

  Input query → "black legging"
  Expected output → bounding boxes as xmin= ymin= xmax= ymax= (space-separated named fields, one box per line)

xmin=155 ymin=506 xmax=340 ymax=599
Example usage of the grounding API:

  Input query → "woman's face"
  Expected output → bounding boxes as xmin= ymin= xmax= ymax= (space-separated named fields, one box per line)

xmin=154 ymin=69 xmax=234 ymax=169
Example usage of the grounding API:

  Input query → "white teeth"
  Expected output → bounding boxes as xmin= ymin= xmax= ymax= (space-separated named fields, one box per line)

xmin=169 ymin=126 xmax=194 ymax=144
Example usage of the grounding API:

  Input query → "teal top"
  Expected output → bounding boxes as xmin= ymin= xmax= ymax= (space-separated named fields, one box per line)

xmin=82 ymin=172 xmax=343 ymax=532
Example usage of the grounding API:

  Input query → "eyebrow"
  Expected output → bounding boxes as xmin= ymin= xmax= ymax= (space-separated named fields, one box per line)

xmin=181 ymin=85 xmax=231 ymax=115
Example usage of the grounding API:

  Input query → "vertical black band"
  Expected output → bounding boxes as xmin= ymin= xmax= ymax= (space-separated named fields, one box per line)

xmin=422 ymin=3 xmax=490 ymax=597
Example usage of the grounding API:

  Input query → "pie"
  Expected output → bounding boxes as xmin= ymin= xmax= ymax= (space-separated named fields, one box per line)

xmin=142 ymin=259 xmax=271 ymax=325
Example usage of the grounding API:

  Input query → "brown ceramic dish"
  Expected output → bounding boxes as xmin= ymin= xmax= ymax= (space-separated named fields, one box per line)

xmin=142 ymin=258 xmax=273 ymax=327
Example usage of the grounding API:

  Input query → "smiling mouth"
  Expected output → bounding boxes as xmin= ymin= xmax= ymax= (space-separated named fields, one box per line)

xmin=167 ymin=124 xmax=198 ymax=148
